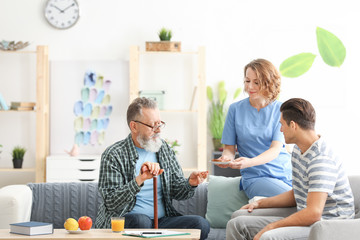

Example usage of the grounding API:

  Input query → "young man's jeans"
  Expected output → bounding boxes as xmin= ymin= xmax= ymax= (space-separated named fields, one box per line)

xmin=124 ymin=213 xmax=210 ymax=240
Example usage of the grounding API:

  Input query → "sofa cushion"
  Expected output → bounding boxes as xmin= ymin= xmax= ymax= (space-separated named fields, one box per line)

xmin=27 ymin=182 xmax=102 ymax=228
xmin=0 ymin=185 xmax=32 ymax=229
xmin=348 ymin=175 xmax=360 ymax=218
xmin=205 ymin=175 xmax=248 ymax=228
xmin=207 ymin=228 xmax=226 ymax=240
xmin=172 ymin=182 xmax=208 ymax=218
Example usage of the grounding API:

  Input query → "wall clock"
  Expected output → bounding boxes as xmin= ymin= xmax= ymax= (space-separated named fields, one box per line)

xmin=44 ymin=0 xmax=80 ymax=29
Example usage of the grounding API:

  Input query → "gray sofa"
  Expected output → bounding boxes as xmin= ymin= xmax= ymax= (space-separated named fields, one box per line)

xmin=20 ymin=175 xmax=360 ymax=240
xmin=26 ymin=181 xmax=224 ymax=240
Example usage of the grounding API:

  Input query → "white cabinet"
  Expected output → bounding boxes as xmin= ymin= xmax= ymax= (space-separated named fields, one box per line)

xmin=46 ymin=155 xmax=101 ymax=182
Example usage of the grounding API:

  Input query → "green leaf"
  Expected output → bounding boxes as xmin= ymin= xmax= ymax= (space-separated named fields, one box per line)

xmin=218 ymin=81 xmax=225 ymax=91
xmin=218 ymin=80 xmax=227 ymax=104
xmin=280 ymin=53 xmax=316 ymax=78
xmin=219 ymin=89 xmax=227 ymax=105
xmin=233 ymin=88 xmax=242 ymax=100
xmin=158 ymin=27 xmax=172 ymax=41
xmin=316 ymin=27 xmax=346 ymax=67
xmin=208 ymin=102 xmax=226 ymax=138
xmin=207 ymin=86 xmax=213 ymax=101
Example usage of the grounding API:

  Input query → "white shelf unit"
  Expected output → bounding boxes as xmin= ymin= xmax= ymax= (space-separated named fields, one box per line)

xmin=129 ymin=46 xmax=207 ymax=174
xmin=0 ymin=46 xmax=49 ymax=183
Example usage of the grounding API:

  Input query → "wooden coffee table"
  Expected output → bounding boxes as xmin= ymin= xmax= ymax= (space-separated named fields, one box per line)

xmin=0 ymin=229 xmax=200 ymax=240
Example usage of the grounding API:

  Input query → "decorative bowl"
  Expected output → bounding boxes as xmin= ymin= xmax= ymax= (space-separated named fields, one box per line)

xmin=0 ymin=40 xmax=30 ymax=51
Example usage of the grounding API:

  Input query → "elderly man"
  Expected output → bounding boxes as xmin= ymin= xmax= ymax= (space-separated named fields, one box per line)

xmin=226 ymin=98 xmax=354 ymax=240
xmin=95 ymin=97 xmax=210 ymax=240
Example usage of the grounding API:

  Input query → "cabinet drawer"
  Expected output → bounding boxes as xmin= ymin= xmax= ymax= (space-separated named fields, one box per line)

xmin=47 ymin=169 xmax=99 ymax=182
xmin=46 ymin=155 xmax=101 ymax=182
xmin=47 ymin=159 xmax=100 ymax=169
xmin=47 ymin=168 xmax=99 ymax=177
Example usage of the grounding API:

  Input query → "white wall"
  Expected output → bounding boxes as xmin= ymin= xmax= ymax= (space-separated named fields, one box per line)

xmin=1 ymin=0 xmax=360 ymax=186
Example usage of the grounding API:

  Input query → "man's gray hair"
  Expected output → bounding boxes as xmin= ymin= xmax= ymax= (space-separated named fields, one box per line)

xmin=127 ymin=97 xmax=157 ymax=127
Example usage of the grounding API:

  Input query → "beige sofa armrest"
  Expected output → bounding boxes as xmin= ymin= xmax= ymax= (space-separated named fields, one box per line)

xmin=0 ymin=185 xmax=32 ymax=228
xmin=308 ymin=219 xmax=360 ymax=240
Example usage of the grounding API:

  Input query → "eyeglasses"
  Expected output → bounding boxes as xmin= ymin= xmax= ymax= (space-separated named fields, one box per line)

xmin=133 ymin=120 xmax=166 ymax=131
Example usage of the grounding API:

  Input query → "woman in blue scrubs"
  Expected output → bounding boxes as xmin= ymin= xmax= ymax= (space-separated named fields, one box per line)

xmin=217 ymin=59 xmax=292 ymax=200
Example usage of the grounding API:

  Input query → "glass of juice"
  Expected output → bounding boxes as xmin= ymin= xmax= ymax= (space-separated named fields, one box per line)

xmin=111 ymin=217 xmax=125 ymax=232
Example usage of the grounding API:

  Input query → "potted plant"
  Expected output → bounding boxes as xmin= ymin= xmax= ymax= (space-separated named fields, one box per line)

xmin=165 ymin=139 xmax=181 ymax=155
xmin=207 ymin=81 xmax=241 ymax=151
xmin=12 ymin=145 xmax=26 ymax=168
xmin=146 ymin=27 xmax=181 ymax=52
xmin=158 ymin=27 xmax=172 ymax=41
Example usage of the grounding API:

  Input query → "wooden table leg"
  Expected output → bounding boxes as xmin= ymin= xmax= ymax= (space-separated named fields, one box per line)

xmin=153 ymin=176 xmax=158 ymax=229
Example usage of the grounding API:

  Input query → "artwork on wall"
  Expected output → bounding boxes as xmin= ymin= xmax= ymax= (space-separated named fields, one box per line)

xmin=73 ymin=70 xmax=113 ymax=146
xmin=279 ymin=27 xmax=346 ymax=78
xmin=50 ymin=60 xmax=129 ymax=155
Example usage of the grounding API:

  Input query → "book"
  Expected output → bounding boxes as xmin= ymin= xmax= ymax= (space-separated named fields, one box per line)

xmin=123 ymin=230 xmax=190 ymax=238
xmin=0 ymin=93 xmax=9 ymax=110
xmin=10 ymin=106 xmax=34 ymax=111
xmin=10 ymin=102 xmax=36 ymax=107
xmin=9 ymin=221 xmax=53 ymax=236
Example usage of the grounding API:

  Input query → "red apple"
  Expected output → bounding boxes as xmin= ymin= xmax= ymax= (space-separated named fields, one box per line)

xmin=78 ymin=216 xmax=92 ymax=230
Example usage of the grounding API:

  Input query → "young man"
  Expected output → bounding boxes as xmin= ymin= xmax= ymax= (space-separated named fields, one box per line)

xmin=226 ymin=98 xmax=354 ymax=240
xmin=95 ymin=97 xmax=210 ymax=240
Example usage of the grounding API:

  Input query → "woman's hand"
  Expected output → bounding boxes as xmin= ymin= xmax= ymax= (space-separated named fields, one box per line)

xmin=214 ymin=155 xmax=233 ymax=168
xmin=228 ymin=157 xmax=252 ymax=169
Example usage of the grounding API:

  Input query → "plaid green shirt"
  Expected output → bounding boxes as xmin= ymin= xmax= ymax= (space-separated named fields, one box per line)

xmin=95 ymin=134 xmax=195 ymax=228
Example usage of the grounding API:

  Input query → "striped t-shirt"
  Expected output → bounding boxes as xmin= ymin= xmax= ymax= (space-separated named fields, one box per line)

xmin=292 ymin=136 xmax=355 ymax=219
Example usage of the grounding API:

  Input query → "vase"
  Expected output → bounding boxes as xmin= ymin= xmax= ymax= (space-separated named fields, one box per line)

xmin=65 ymin=144 xmax=79 ymax=157
xmin=13 ymin=158 xmax=23 ymax=168
xmin=212 ymin=138 xmax=224 ymax=151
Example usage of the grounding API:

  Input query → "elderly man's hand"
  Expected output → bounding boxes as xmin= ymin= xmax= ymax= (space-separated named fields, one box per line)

xmin=188 ymin=171 xmax=208 ymax=186
xmin=136 ymin=162 xmax=164 ymax=186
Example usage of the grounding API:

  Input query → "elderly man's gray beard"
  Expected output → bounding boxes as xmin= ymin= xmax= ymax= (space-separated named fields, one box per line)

xmin=137 ymin=133 xmax=162 ymax=152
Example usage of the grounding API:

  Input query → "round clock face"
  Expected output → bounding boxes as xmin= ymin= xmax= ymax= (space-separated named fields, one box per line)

xmin=44 ymin=0 xmax=80 ymax=29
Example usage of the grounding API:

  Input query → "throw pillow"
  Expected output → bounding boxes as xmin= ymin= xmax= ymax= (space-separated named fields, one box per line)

xmin=205 ymin=175 xmax=249 ymax=228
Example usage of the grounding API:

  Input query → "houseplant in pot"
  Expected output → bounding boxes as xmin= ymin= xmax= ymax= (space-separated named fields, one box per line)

xmin=207 ymin=81 xmax=241 ymax=151
xmin=158 ymin=27 xmax=172 ymax=41
xmin=165 ymin=139 xmax=181 ymax=155
xmin=146 ymin=27 xmax=181 ymax=52
xmin=12 ymin=145 xmax=26 ymax=168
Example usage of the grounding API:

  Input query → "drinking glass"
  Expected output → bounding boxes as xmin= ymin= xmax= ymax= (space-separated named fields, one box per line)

xmin=111 ymin=217 xmax=125 ymax=233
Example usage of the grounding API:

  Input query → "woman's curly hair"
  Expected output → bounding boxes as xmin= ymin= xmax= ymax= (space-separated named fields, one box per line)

xmin=244 ymin=59 xmax=281 ymax=102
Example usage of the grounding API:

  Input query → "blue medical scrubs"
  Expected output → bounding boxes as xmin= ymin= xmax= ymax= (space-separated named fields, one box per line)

xmin=222 ymin=98 xmax=292 ymax=198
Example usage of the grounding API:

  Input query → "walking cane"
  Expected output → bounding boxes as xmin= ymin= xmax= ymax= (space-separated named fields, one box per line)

xmin=153 ymin=176 xmax=158 ymax=229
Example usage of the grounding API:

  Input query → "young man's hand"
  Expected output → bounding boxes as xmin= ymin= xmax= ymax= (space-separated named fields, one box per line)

xmin=240 ymin=200 xmax=260 ymax=212
xmin=254 ymin=223 xmax=276 ymax=240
